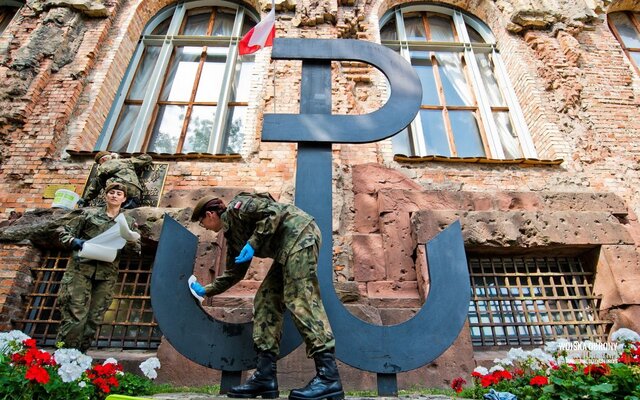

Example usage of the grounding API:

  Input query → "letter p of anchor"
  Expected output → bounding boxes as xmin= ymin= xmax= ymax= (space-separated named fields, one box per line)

xmin=262 ymin=38 xmax=422 ymax=143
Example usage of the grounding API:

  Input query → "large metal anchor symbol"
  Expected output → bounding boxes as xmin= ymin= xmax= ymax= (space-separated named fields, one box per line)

xmin=151 ymin=39 xmax=470 ymax=395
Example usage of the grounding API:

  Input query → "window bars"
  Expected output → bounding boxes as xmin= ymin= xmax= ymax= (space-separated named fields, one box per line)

xmin=16 ymin=251 xmax=161 ymax=349
xmin=468 ymin=255 xmax=609 ymax=348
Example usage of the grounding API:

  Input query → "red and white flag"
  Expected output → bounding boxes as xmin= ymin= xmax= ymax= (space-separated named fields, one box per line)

xmin=238 ymin=2 xmax=275 ymax=55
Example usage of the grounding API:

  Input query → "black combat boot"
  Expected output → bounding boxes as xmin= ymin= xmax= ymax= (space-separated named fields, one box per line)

xmin=228 ymin=351 xmax=279 ymax=399
xmin=288 ymin=351 xmax=344 ymax=400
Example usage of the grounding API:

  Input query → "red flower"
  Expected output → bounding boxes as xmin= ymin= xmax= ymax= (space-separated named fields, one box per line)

xmin=23 ymin=339 xmax=37 ymax=349
xmin=583 ymin=364 xmax=610 ymax=377
xmin=87 ymin=362 xmax=122 ymax=394
xmin=11 ymin=353 xmax=24 ymax=364
xmin=529 ymin=375 xmax=549 ymax=386
xmin=493 ymin=370 xmax=513 ymax=381
xmin=25 ymin=365 xmax=50 ymax=384
xmin=619 ymin=353 xmax=635 ymax=365
xmin=35 ymin=350 xmax=55 ymax=366
xmin=514 ymin=368 xmax=525 ymax=376
xmin=471 ymin=371 xmax=484 ymax=378
xmin=451 ymin=377 xmax=466 ymax=393
xmin=480 ymin=374 xmax=499 ymax=387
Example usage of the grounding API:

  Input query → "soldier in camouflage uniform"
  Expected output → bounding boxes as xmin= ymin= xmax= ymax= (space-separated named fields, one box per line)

xmin=57 ymin=182 xmax=141 ymax=352
xmin=190 ymin=193 xmax=344 ymax=400
xmin=81 ymin=151 xmax=152 ymax=209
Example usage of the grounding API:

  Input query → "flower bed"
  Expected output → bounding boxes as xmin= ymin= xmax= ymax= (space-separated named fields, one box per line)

xmin=0 ymin=330 xmax=160 ymax=400
xmin=451 ymin=328 xmax=640 ymax=400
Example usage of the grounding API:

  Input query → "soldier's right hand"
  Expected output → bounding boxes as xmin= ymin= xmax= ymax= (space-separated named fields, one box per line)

xmin=190 ymin=282 xmax=206 ymax=297
xmin=71 ymin=238 xmax=86 ymax=251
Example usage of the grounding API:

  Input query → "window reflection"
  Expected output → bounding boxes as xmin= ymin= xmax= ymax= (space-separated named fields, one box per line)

xmin=381 ymin=6 xmax=534 ymax=159
xmin=103 ymin=3 xmax=258 ymax=154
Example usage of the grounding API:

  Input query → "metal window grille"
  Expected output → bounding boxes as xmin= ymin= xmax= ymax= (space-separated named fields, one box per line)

xmin=468 ymin=255 xmax=608 ymax=348
xmin=17 ymin=250 xmax=161 ymax=349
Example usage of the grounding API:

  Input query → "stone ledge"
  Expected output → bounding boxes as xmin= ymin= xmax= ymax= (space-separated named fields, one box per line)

xmin=412 ymin=210 xmax=633 ymax=247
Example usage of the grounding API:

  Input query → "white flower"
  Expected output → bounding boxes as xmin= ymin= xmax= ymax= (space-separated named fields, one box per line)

xmin=611 ymin=328 xmax=640 ymax=343
xmin=530 ymin=348 xmax=553 ymax=365
xmin=54 ymin=348 xmax=93 ymax=370
xmin=0 ymin=330 xmax=31 ymax=355
xmin=544 ymin=338 xmax=570 ymax=354
xmin=507 ymin=347 xmax=529 ymax=362
xmin=489 ymin=365 xmax=504 ymax=372
xmin=139 ymin=357 xmax=161 ymax=380
xmin=473 ymin=366 xmax=489 ymax=376
xmin=493 ymin=357 xmax=513 ymax=366
xmin=103 ymin=357 xmax=118 ymax=365
xmin=78 ymin=381 xmax=87 ymax=388
xmin=58 ymin=363 xmax=85 ymax=383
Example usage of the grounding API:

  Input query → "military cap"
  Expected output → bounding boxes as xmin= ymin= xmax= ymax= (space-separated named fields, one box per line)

xmin=105 ymin=182 xmax=128 ymax=196
xmin=95 ymin=151 xmax=111 ymax=162
xmin=191 ymin=196 xmax=226 ymax=221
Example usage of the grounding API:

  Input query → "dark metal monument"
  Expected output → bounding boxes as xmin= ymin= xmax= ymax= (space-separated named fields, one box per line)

xmin=151 ymin=38 xmax=471 ymax=396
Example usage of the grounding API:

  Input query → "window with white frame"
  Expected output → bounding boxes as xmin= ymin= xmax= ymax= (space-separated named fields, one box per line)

xmin=0 ymin=0 xmax=22 ymax=34
xmin=380 ymin=5 xmax=536 ymax=159
xmin=608 ymin=11 xmax=640 ymax=75
xmin=97 ymin=1 xmax=258 ymax=155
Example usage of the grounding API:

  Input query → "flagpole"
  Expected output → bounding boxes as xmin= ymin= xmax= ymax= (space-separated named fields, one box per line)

xmin=272 ymin=0 xmax=276 ymax=114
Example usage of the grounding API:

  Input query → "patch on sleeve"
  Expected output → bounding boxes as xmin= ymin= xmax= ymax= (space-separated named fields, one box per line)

xmin=234 ymin=201 xmax=242 ymax=209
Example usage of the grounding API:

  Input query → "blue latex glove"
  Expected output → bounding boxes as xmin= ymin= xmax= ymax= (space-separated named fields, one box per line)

xmin=71 ymin=238 xmax=86 ymax=251
xmin=235 ymin=243 xmax=255 ymax=264
xmin=190 ymin=282 xmax=206 ymax=297
xmin=484 ymin=389 xmax=517 ymax=400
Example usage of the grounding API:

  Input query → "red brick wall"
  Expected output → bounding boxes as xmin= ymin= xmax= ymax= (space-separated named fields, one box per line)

xmin=0 ymin=244 xmax=40 ymax=331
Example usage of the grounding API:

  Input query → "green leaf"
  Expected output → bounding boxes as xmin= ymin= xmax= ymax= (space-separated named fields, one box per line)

xmin=590 ymin=383 xmax=615 ymax=393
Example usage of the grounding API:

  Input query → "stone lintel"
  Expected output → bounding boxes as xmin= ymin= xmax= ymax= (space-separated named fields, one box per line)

xmin=412 ymin=210 xmax=633 ymax=247
xmin=376 ymin=189 xmax=627 ymax=215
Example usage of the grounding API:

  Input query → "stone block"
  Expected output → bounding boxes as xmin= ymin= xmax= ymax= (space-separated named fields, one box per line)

xmin=593 ymin=249 xmax=624 ymax=310
xmin=367 ymin=281 xmax=420 ymax=299
xmin=604 ymin=305 xmax=640 ymax=337
xmin=352 ymin=163 xmax=422 ymax=195
xmin=379 ymin=307 xmax=418 ymax=325
xmin=354 ymin=193 xmax=379 ymax=233
xmin=601 ymin=245 xmax=640 ymax=305
xmin=155 ymin=339 xmax=224 ymax=386
xmin=415 ymin=244 xmax=429 ymax=302
xmin=380 ymin=211 xmax=417 ymax=282
xmin=352 ymin=233 xmax=386 ymax=282
xmin=412 ymin=210 xmax=633 ymax=248
xmin=206 ymin=305 xmax=253 ymax=324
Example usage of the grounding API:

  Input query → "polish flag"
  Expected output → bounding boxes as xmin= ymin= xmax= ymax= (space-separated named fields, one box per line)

xmin=238 ymin=3 xmax=276 ymax=55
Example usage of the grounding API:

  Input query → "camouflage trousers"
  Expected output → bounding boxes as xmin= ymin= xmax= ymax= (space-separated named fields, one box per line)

xmin=56 ymin=270 xmax=116 ymax=352
xmin=253 ymin=224 xmax=335 ymax=357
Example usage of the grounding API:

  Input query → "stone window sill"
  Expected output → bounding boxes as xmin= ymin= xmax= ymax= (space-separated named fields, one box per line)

xmin=67 ymin=150 xmax=242 ymax=162
xmin=394 ymin=154 xmax=563 ymax=166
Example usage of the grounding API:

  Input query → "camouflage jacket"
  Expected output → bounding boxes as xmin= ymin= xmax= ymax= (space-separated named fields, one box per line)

xmin=84 ymin=154 xmax=152 ymax=201
xmin=204 ymin=192 xmax=318 ymax=296
xmin=58 ymin=207 xmax=140 ymax=280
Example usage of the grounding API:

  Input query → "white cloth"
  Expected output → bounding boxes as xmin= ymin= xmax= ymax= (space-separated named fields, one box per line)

xmin=78 ymin=214 xmax=140 ymax=262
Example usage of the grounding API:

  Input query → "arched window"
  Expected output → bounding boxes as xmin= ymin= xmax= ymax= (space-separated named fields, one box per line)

xmin=608 ymin=11 xmax=640 ymax=74
xmin=97 ymin=1 xmax=258 ymax=155
xmin=380 ymin=5 xmax=536 ymax=159
xmin=0 ymin=0 xmax=22 ymax=34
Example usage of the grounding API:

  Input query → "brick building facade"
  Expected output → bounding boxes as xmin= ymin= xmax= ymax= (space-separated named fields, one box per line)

xmin=1 ymin=0 xmax=640 ymax=390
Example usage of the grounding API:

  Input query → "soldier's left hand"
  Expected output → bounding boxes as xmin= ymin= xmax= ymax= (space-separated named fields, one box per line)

xmin=235 ymin=243 xmax=254 ymax=264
